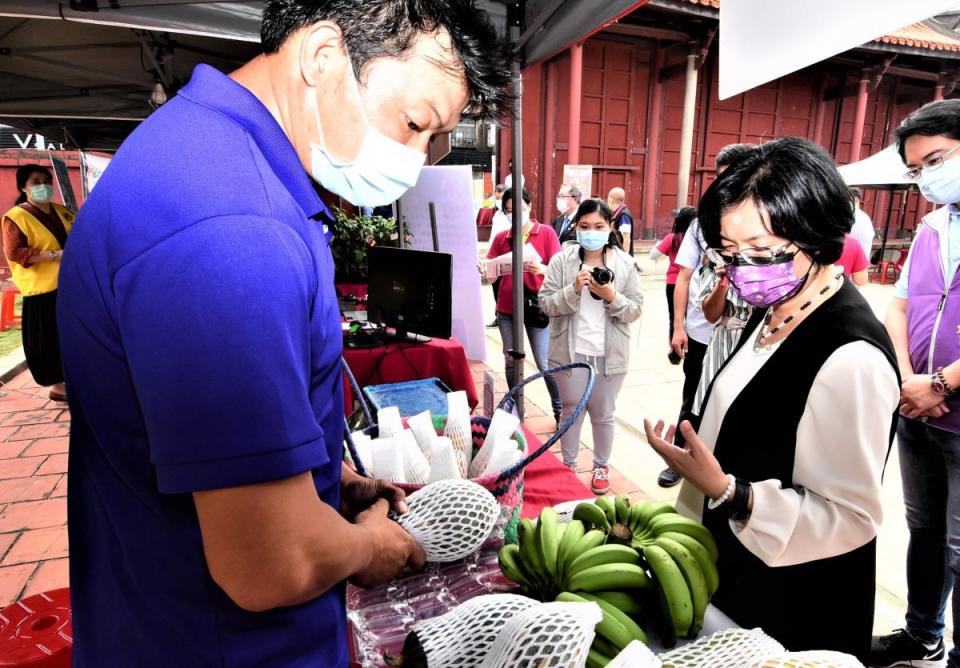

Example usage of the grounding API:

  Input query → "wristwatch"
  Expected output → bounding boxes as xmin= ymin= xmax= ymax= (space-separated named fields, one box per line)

xmin=931 ymin=367 xmax=954 ymax=396
xmin=48 ymin=250 xmax=57 ymax=261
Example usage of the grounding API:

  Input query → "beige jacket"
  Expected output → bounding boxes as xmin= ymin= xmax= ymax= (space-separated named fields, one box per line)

xmin=538 ymin=243 xmax=643 ymax=376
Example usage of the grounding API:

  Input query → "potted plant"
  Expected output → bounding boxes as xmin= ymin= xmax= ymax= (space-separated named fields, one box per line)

xmin=329 ymin=208 xmax=410 ymax=282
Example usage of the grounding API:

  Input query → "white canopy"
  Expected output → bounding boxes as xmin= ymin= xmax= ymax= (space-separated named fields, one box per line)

xmin=838 ymin=145 xmax=915 ymax=190
xmin=719 ymin=0 xmax=960 ymax=100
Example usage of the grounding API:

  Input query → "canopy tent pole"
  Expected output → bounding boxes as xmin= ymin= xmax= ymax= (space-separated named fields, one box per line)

xmin=675 ymin=43 xmax=698 ymax=208
xmin=508 ymin=2 xmax=526 ymax=417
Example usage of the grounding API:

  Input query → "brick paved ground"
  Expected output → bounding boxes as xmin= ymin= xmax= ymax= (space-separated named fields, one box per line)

xmin=0 ymin=361 xmax=640 ymax=609
xmin=0 ymin=370 xmax=69 ymax=608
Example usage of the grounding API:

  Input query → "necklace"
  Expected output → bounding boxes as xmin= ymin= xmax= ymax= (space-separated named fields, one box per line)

xmin=754 ymin=272 xmax=842 ymax=351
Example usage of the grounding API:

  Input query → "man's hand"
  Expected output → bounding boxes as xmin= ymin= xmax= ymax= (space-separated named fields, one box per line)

xmin=588 ymin=278 xmax=616 ymax=303
xmin=671 ymin=327 xmax=689 ymax=360
xmin=573 ymin=269 xmax=592 ymax=295
xmin=341 ymin=463 xmax=408 ymax=520
xmin=350 ymin=499 xmax=426 ymax=588
xmin=900 ymin=373 xmax=948 ymax=419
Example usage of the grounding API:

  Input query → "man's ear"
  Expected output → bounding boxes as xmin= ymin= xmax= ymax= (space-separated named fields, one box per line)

xmin=298 ymin=21 xmax=346 ymax=88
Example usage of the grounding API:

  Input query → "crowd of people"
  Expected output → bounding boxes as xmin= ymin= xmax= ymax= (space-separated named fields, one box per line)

xmin=477 ymin=98 xmax=960 ymax=665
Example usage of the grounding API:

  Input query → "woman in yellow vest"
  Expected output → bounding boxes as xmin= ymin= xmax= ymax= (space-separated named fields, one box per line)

xmin=2 ymin=165 xmax=74 ymax=401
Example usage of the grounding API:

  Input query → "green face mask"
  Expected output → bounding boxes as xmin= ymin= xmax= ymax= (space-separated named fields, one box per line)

xmin=28 ymin=184 xmax=53 ymax=203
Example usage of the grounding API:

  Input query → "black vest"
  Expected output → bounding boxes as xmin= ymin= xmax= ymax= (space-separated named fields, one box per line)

xmin=698 ymin=279 xmax=899 ymax=659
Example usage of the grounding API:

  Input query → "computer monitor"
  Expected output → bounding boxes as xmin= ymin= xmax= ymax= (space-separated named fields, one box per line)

xmin=366 ymin=246 xmax=452 ymax=342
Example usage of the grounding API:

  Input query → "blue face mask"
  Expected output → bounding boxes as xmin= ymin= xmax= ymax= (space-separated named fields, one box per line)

xmin=577 ymin=230 xmax=608 ymax=252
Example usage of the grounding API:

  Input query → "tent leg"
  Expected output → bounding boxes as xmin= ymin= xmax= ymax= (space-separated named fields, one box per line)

xmin=509 ymin=6 xmax=525 ymax=419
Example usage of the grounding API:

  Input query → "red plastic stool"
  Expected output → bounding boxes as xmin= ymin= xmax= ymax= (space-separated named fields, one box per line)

xmin=871 ymin=248 xmax=909 ymax=285
xmin=0 ymin=588 xmax=71 ymax=667
xmin=0 ymin=283 xmax=20 ymax=332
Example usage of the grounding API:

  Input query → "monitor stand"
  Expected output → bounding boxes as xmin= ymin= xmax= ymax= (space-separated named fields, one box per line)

xmin=380 ymin=327 xmax=431 ymax=344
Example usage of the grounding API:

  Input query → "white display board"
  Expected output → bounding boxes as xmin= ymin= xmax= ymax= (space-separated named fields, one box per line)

xmin=80 ymin=152 xmax=112 ymax=197
xmin=400 ymin=166 xmax=486 ymax=361
xmin=719 ymin=0 xmax=957 ymax=100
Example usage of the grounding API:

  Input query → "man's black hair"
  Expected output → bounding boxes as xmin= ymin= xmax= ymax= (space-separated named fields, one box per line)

xmin=565 ymin=184 xmax=582 ymax=203
xmin=849 ymin=186 xmax=863 ymax=201
xmin=698 ymin=137 xmax=851 ymax=265
xmin=502 ymin=187 xmax=530 ymax=208
xmin=715 ymin=143 xmax=758 ymax=169
xmin=895 ymin=99 xmax=960 ymax=162
xmin=261 ymin=0 xmax=512 ymax=120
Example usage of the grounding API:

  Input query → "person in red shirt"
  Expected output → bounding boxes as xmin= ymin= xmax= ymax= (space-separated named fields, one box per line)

xmin=487 ymin=187 xmax=563 ymax=423
xmin=835 ymin=234 xmax=870 ymax=286
xmin=650 ymin=206 xmax=697 ymax=364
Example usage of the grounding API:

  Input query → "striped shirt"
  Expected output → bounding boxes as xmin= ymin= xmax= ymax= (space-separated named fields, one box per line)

xmin=692 ymin=267 xmax=754 ymax=416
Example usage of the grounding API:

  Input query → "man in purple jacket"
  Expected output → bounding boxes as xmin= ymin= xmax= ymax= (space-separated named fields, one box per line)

xmin=872 ymin=99 xmax=960 ymax=668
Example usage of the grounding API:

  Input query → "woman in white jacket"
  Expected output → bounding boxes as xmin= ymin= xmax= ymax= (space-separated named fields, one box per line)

xmin=539 ymin=199 xmax=643 ymax=494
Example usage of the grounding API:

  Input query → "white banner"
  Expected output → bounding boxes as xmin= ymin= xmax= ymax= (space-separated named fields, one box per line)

xmin=80 ymin=152 xmax=112 ymax=197
xmin=719 ymin=0 xmax=958 ymax=100
xmin=400 ymin=166 xmax=486 ymax=361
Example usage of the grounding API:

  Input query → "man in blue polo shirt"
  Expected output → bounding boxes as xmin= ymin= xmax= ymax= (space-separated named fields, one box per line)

xmin=57 ymin=2 xmax=510 ymax=666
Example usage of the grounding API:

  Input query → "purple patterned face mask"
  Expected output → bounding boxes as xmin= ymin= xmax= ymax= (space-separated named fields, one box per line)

xmin=725 ymin=257 xmax=807 ymax=307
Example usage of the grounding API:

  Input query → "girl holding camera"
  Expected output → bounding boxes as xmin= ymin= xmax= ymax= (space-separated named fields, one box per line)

xmin=539 ymin=199 xmax=643 ymax=494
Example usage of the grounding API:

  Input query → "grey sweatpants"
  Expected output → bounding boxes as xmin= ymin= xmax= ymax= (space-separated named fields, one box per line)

xmin=557 ymin=354 xmax=627 ymax=468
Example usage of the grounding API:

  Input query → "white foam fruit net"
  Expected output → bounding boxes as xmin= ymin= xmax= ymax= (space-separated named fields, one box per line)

xmin=427 ymin=437 xmax=462 ymax=483
xmin=751 ymin=651 xmax=864 ymax=667
xmin=444 ymin=403 xmax=472 ymax=478
xmin=659 ymin=629 xmax=785 ymax=667
xmin=413 ymin=594 xmax=538 ymax=666
xmin=397 ymin=430 xmax=430 ymax=485
xmin=608 ymin=640 xmax=660 ymax=668
xmin=369 ymin=437 xmax=405 ymax=484
xmin=378 ymin=406 xmax=404 ymax=438
xmin=469 ymin=409 xmax=520 ymax=478
xmin=396 ymin=479 xmax=500 ymax=562
xmin=479 ymin=600 xmax=602 ymax=668
xmin=407 ymin=410 xmax=437 ymax=462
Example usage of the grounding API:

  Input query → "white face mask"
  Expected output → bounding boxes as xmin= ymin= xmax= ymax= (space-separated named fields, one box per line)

xmin=28 ymin=184 xmax=53 ymax=203
xmin=308 ymin=56 xmax=425 ymax=207
xmin=556 ymin=197 xmax=568 ymax=214
xmin=919 ymin=155 xmax=960 ymax=205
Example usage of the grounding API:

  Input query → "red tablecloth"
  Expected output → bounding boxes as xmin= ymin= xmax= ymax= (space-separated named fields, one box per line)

xmin=519 ymin=427 xmax=592 ymax=517
xmin=342 ymin=336 xmax=478 ymax=414
xmin=336 ymin=282 xmax=368 ymax=301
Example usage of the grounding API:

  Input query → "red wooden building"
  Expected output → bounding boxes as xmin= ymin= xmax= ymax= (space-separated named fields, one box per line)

xmin=507 ymin=0 xmax=960 ymax=239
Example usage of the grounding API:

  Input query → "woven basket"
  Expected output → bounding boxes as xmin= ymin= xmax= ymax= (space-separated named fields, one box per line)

xmin=341 ymin=360 xmax=597 ymax=545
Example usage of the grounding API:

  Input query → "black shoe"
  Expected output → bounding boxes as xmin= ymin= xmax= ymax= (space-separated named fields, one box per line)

xmin=486 ymin=319 xmax=499 ymax=328
xmin=554 ymin=409 xmax=562 ymax=430
xmin=668 ymin=351 xmax=681 ymax=365
xmin=869 ymin=628 xmax=945 ymax=667
xmin=657 ymin=467 xmax=683 ymax=488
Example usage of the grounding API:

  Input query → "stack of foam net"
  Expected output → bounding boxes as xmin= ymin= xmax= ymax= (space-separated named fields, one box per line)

xmin=657 ymin=629 xmax=863 ymax=668
xmin=384 ymin=594 xmax=602 ymax=668
xmin=351 ymin=394 xmax=522 ymax=485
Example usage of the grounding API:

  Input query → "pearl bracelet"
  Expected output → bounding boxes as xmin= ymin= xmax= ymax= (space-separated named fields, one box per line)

xmin=707 ymin=474 xmax=736 ymax=510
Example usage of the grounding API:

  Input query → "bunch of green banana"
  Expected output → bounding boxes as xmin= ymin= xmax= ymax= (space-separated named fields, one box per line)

xmin=642 ymin=532 xmax=719 ymax=641
xmin=557 ymin=592 xmax=648 ymax=665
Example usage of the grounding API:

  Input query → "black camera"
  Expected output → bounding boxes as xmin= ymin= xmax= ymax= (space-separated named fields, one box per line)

xmin=591 ymin=266 xmax=614 ymax=285
xmin=588 ymin=266 xmax=615 ymax=300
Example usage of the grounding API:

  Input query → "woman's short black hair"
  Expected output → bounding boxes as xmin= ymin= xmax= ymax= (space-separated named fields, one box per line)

xmin=715 ymin=143 xmax=757 ymax=170
xmin=15 ymin=164 xmax=52 ymax=205
xmin=698 ymin=137 xmax=851 ymax=265
xmin=895 ymin=99 xmax=960 ymax=162
xmin=572 ymin=199 xmax=620 ymax=247
xmin=260 ymin=0 xmax=512 ymax=120
xmin=672 ymin=206 xmax=697 ymax=235
xmin=502 ymin=187 xmax=531 ymax=208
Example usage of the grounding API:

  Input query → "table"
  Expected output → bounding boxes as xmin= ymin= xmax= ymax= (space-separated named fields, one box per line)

xmin=518 ymin=427 xmax=592 ymax=518
xmin=342 ymin=337 xmax=479 ymax=415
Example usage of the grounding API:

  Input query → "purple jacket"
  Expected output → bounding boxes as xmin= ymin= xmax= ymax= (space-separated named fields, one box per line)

xmin=907 ymin=206 xmax=960 ymax=433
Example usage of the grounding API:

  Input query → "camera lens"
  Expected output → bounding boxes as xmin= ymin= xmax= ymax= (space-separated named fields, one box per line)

xmin=591 ymin=267 xmax=614 ymax=285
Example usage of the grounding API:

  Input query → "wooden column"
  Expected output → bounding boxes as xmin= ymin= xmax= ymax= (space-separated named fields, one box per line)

xmin=848 ymin=70 xmax=870 ymax=163
xmin=642 ymin=46 xmax=664 ymax=238
xmin=567 ymin=43 xmax=583 ymax=165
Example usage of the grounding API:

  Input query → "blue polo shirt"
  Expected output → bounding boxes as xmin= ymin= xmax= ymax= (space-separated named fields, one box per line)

xmin=58 ymin=65 xmax=347 ymax=667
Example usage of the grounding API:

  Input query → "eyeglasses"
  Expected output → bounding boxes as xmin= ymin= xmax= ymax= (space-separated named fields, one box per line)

xmin=705 ymin=242 xmax=796 ymax=267
xmin=903 ymin=144 xmax=960 ymax=181
xmin=557 ymin=194 xmax=573 ymax=199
